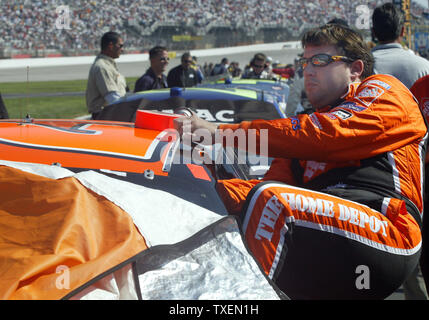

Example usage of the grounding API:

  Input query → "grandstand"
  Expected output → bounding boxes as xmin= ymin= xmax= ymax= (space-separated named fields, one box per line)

xmin=0 ymin=0 xmax=428 ymax=59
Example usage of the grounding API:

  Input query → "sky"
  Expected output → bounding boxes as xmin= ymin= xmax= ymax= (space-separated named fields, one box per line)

xmin=413 ymin=0 xmax=428 ymax=9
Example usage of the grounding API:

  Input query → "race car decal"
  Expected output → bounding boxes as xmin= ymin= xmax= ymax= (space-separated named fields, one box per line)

xmin=194 ymin=109 xmax=235 ymax=122
xmin=0 ymin=122 xmax=176 ymax=174
xmin=0 ymin=131 xmax=166 ymax=162
xmin=186 ymin=163 xmax=212 ymax=181
xmin=99 ymin=95 xmax=284 ymax=123
xmin=30 ymin=123 xmax=102 ymax=135
xmin=144 ymin=108 xmax=235 ymax=122
xmin=0 ymin=122 xmax=165 ymax=159
xmin=0 ymin=137 xmax=171 ymax=175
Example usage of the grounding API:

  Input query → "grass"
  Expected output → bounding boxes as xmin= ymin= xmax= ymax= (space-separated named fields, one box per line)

xmin=1 ymin=77 xmax=139 ymax=119
xmin=1 ymin=79 xmax=88 ymax=95
xmin=5 ymin=96 xmax=89 ymax=119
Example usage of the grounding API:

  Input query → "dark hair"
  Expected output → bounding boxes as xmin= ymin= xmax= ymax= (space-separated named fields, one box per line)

xmin=327 ymin=17 xmax=349 ymax=27
xmin=149 ymin=46 xmax=168 ymax=59
xmin=101 ymin=31 xmax=120 ymax=50
xmin=372 ymin=3 xmax=403 ymax=42
xmin=252 ymin=53 xmax=267 ymax=65
xmin=181 ymin=52 xmax=192 ymax=62
xmin=302 ymin=23 xmax=374 ymax=80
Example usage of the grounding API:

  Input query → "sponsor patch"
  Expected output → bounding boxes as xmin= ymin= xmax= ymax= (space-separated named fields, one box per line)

xmin=331 ymin=109 xmax=353 ymax=120
xmin=290 ymin=116 xmax=301 ymax=130
xmin=355 ymin=85 xmax=385 ymax=107
xmin=303 ymin=160 xmax=327 ymax=180
xmin=309 ymin=113 xmax=323 ymax=130
xmin=363 ymin=79 xmax=391 ymax=90
xmin=336 ymin=102 xmax=367 ymax=113
xmin=322 ymin=112 xmax=337 ymax=120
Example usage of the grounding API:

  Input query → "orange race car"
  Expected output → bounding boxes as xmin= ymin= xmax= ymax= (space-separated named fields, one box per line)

xmin=0 ymin=98 xmax=283 ymax=300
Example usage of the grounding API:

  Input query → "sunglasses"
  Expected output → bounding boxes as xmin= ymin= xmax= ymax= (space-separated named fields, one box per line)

xmin=298 ymin=54 xmax=353 ymax=69
xmin=183 ymin=60 xmax=193 ymax=64
xmin=253 ymin=64 xmax=265 ymax=69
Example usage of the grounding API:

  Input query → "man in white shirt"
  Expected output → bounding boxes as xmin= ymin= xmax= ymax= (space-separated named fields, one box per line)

xmin=372 ymin=2 xmax=429 ymax=300
xmin=371 ymin=3 xmax=429 ymax=89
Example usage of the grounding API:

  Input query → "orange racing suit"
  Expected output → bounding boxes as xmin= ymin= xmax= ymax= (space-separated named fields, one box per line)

xmin=216 ymin=74 xmax=427 ymax=299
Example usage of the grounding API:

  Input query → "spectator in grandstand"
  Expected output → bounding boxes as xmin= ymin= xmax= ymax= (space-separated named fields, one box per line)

xmin=134 ymin=46 xmax=169 ymax=92
xmin=210 ymin=57 xmax=229 ymax=76
xmin=3 ymin=1 xmax=427 ymax=54
xmin=371 ymin=2 xmax=429 ymax=300
xmin=174 ymin=23 xmax=426 ymax=300
xmin=242 ymin=53 xmax=275 ymax=80
xmin=85 ymin=31 xmax=127 ymax=120
xmin=167 ymin=52 xmax=200 ymax=88
xmin=371 ymin=2 xmax=429 ymax=89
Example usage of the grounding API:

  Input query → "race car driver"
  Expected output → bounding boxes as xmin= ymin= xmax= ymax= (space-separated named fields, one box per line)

xmin=174 ymin=23 xmax=427 ymax=299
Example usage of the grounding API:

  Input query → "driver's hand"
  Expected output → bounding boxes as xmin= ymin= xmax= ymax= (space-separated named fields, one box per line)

xmin=173 ymin=113 xmax=219 ymax=145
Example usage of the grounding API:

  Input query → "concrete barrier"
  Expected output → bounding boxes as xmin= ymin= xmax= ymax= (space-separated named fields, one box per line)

xmin=0 ymin=41 xmax=301 ymax=70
